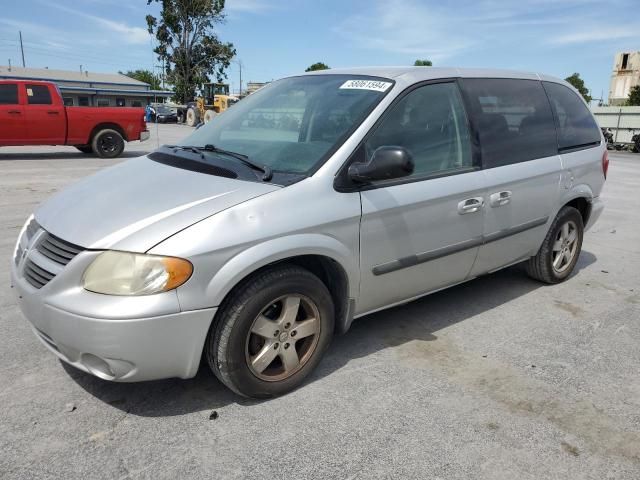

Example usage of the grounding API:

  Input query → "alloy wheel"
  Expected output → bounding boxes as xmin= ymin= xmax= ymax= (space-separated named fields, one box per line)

xmin=552 ymin=220 xmax=579 ymax=274
xmin=245 ymin=295 xmax=321 ymax=382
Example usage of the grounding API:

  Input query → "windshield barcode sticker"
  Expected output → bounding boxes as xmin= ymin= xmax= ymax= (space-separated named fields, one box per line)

xmin=339 ymin=80 xmax=393 ymax=92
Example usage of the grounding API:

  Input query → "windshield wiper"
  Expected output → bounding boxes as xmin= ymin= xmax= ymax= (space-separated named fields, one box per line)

xmin=202 ymin=144 xmax=273 ymax=181
xmin=169 ymin=144 xmax=273 ymax=181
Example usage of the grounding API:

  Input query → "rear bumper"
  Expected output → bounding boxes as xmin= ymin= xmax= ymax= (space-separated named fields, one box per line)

xmin=11 ymin=263 xmax=216 ymax=382
xmin=586 ymin=196 xmax=604 ymax=231
xmin=140 ymin=130 xmax=150 ymax=142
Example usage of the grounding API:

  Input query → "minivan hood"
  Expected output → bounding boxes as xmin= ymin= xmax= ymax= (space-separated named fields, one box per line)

xmin=35 ymin=156 xmax=280 ymax=251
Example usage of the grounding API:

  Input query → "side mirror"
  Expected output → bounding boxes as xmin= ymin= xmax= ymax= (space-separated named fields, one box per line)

xmin=348 ymin=146 xmax=414 ymax=183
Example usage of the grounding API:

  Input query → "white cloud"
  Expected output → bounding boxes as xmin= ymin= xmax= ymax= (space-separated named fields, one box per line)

xmin=45 ymin=3 xmax=150 ymax=45
xmin=550 ymin=28 xmax=640 ymax=45
xmin=335 ymin=0 xmax=640 ymax=60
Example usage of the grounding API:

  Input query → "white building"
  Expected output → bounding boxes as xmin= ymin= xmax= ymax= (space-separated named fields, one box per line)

xmin=608 ymin=51 xmax=640 ymax=106
xmin=0 ymin=65 xmax=172 ymax=107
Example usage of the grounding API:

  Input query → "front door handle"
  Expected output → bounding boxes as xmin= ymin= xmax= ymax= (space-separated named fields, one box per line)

xmin=489 ymin=190 xmax=512 ymax=207
xmin=47 ymin=111 xmax=60 ymax=115
xmin=8 ymin=110 xmax=21 ymax=115
xmin=458 ymin=197 xmax=484 ymax=215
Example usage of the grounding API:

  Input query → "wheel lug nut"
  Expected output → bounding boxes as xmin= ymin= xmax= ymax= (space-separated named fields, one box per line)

xmin=274 ymin=330 xmax=280 ymax=337
xmin=284 ymin=323 xmax=291 ymax=329
xmin=284 ymin=343 xmax=290 ymax=349
xmin=273 ymin=343 xmax=279 ymax=349
xmin=290 ymin=330 xmax=297 ymax=337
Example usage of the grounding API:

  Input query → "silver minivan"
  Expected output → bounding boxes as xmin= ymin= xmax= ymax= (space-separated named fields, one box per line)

xmin=11 ymin=67 xmax=607 ymax=398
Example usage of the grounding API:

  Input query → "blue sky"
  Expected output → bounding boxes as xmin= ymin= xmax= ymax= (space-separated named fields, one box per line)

xmin=1 ymin=0 xmax=638 ymax=102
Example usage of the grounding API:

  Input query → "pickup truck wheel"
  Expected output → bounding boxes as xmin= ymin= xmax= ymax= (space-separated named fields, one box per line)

xmin=206 ymin=265 xmax=334 ymax=398
xmin=526 ymin=206 xmax=584 ymax=284
xmin=92 ymin=129 xmax=125 ymax=158
xmin=75 ymin=145 xmax=93 ymax=154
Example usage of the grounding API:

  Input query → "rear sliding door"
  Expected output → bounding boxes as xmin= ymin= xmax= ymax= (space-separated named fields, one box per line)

xmin=460 ymin=78 xmax=563 ymax=276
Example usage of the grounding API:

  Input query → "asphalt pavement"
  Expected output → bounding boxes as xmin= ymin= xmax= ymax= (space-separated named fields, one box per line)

xmin=1 ymin=129 xmax=639 ymax=479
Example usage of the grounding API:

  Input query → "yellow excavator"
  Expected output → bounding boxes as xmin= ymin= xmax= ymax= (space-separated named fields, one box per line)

xmin=184 ymin=83 xmax=237 ymax=126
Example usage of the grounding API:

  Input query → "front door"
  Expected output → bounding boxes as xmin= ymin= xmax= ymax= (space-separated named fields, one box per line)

xmin=357 ymin=81 xmax=485 ymax=314
xmin=23 ymin=83 xmax=65 ymax=144
xmin=0 ymin=83 xmax=27 ymax=144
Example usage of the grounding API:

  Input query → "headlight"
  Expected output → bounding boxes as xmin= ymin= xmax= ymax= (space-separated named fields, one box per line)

xmin=83 ymin=251 xmax=193 ymax=296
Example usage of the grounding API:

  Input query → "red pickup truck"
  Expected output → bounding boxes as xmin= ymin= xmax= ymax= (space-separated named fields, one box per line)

xmin=0 ymin=80 xmax=149 ymax=158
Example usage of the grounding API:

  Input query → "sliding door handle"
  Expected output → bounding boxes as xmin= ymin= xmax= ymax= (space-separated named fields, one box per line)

xmin=458 ymin=197 xmax=484 ymax=214
xmin=489 ymin=191 xmax=512 ymax=207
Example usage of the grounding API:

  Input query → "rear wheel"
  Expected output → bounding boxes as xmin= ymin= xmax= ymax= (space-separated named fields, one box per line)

xmin=185 ymin=107 xmax=199 ymax=127
xmin=203 ymin=109 xmax=217 ymax=124
xmin=75 ymin=145 xmax=93 ymax=154
xmin=91 ymin=129 xmax=125 ymax=159
xmin=526 ymin=206 xmax=584 ymax=284
xmin=206 ymin=265 xmax=334 ymax=398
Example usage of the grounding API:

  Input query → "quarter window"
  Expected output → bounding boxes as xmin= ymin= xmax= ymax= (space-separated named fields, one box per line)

xmin=0 ymin=84 xmax=19 ymax=104
xmin=365 ymin=82 xmax=472 ymax=177
xmin=462 ymin=79 xmax=557 ymax=168
xmin=542 ymin=82 xmax=601 ymax=151
xmin=26 ymin=85 xmax=52 ymax=105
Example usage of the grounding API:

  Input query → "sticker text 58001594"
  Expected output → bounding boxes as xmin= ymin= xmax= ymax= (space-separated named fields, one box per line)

xmin=339 ymin=80 xmax=393 ymax=92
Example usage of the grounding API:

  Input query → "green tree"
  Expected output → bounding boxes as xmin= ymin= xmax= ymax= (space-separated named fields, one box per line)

xmin=414 ymin=59 xmax=432 ymax=66
xmin=627 ymin=85 xmax=640 ymax=106
xmin=565 ymin=73 xmax=592 ymax=103
xmin=305 ymin=62 xmax=330 ymax=72
xmin=146 ymin=0 xmax=236 ymax=103
xmin=120 ymin=69 xmax=162 ymax=90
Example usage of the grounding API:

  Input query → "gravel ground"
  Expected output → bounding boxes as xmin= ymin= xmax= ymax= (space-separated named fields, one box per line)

xmin=1 ymin=129 xmax=639 ymax=479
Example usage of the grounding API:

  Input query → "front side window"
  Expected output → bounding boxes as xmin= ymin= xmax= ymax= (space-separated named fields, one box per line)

xmin=179 ymin=75 xmax=393 ymax=175
xmin=543 ymin=82 xmax=601 ymax=151
xmin=26 ymin=85 xmax=52 ymax=105
xmin=0 ymin=84 xmax=19 ymax=104
xmin=364 ymin=82 xmax=472 ymax=177
xmin=462 ymin=79 xmax=557 ymax=168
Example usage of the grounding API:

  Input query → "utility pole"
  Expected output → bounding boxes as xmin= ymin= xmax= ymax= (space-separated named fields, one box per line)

xmin=235 ymin=59 xmax=243 ymax=96
xmin=8 ymin=59 xmax=11 ymax=71
xmin=19 ymin=31 xmax=25 ymax=67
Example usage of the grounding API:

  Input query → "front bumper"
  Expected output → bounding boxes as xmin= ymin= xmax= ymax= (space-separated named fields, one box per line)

xmin=11 ymin=255 xmax=216 ymax=382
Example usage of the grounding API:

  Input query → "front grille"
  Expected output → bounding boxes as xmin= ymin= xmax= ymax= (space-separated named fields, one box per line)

xmin=36 ymin=233 xmax=83 ymax=266
xmin=23 ymin=259 xmax=55 ymax=289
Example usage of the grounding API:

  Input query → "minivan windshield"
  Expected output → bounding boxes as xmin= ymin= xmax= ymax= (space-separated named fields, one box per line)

xmin=176 ymin=75 xmax=394 ymax=177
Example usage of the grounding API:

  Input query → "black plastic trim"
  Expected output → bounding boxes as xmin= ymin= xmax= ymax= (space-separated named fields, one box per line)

xmin=372 ymin=216 xmax=549 ymax=276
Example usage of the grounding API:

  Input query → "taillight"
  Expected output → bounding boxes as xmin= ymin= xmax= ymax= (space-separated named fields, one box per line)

xmin=602 ymin=150 xmax=609 ymax=179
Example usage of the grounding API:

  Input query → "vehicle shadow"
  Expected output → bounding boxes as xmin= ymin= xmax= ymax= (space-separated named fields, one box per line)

xmin=65 ymin=250 xmax=597 ymax=417
xmin=0 ymin=151 xmax=149 ymax=161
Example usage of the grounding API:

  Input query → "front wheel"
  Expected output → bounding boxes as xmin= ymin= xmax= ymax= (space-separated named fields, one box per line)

xmin=91 ymin=129 xmax=125 ymax=158
xmin=526 ymin=206 xmax=584 ymax=284
xmin=206 ymin=265 xmax=335 ymax=398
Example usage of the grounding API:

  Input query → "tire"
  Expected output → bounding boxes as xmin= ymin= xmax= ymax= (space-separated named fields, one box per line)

xmin=203 ymin=109 xmax=217 ymax=123
xmin=185 ymin=108 xmax=199 ymax=127
xmin=91 ymin=129 xmax=125 ymax=159
xmin=206 ymin=265 xmax=335 ymax=398
xmin=75 ymin=145 xmax=93 ymax=154
xmin=526 ymin=206 xmax=584 ymax=284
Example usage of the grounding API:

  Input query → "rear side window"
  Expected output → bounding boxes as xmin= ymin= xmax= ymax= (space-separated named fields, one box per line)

xmin=26 ymin=85 xmax=52 ymax=105
xmin=462 ymin=78 xmax=557 ymax=168
xmin=0 ymin=84 xmax=19 ymax=104
xmin=542 ymin=82 xmax=601 ymax=151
